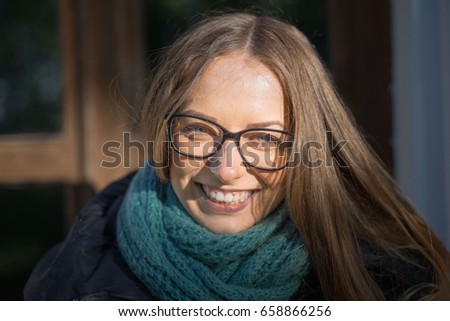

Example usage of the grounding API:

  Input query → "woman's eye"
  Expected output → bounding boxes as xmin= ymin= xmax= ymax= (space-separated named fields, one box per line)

xmin=255 ymin=133 xmax=281 ymax=144
xmin=180 ymin=125 xmax=215 ymax=140
xmin=182 ymin=126 xmax=207 ymax=134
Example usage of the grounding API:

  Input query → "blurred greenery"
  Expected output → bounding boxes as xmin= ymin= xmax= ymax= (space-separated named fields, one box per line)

xmin=0 ymin=0 xmax=62 ymax=135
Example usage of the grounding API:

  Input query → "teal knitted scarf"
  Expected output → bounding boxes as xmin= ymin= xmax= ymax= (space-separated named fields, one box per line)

xmin=116 ymin=164 xmax=310 ymax=300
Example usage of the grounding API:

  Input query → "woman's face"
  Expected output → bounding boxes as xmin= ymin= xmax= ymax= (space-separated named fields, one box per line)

xmin=170 ymin=53 xmax=287 ymax=234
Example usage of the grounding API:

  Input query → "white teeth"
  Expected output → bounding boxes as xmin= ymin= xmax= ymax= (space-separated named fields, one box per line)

xmin=202 ymin=185 xmax=252 ymax=204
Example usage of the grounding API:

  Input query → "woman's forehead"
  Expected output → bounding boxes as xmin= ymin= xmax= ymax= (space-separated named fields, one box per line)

xmin=182 ymin=54 xmax=285 ymax=130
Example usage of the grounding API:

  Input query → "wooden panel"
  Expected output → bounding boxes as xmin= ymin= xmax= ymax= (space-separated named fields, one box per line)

xmin=0 ymin=135 xmax=78 ymax=183
xmin=75 ymin=0 xmax=144 ymax=191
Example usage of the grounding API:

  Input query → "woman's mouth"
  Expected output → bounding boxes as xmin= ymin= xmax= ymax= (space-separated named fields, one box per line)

xmin=195 ymin=183 xmax=258 ymax=214
xmin=200 ymin=184 xmax=254 ymax=205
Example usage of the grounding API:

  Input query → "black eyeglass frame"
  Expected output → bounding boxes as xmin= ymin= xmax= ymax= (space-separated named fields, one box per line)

xmin=168 ymin=113 xmax=294 ymax=171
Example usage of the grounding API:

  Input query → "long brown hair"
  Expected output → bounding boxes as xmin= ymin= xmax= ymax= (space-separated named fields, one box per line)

xmin=141 ymin=12 xmax=450 ymax=300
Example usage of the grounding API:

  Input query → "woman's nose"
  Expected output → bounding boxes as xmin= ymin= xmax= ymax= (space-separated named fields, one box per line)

xmin=208 ymin=140 xmax=246 ymax=183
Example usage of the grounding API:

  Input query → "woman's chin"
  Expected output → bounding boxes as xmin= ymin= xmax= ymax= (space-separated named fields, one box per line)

xmin=195 ymin=215 xmax=255 ymax=234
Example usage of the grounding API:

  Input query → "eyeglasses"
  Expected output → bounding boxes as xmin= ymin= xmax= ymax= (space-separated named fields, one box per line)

xmin=168 ymin=114 xmax=294 ymax=171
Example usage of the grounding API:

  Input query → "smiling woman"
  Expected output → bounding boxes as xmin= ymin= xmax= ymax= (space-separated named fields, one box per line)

xmin=24 ymin=12 xmax=450 ymax=300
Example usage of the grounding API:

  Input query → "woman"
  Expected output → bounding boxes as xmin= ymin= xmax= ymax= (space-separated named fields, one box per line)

xmin=25 ymin=12 xmax=450 ymax=300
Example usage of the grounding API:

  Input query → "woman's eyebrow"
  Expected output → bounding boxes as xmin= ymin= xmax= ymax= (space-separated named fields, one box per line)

xmin=182 ymin=109 xmax=218 ymax=122
xmin=246 ymin=120 xmax=284 ymax=128
xmin=181 ymin=109 xmax=284 ymax=129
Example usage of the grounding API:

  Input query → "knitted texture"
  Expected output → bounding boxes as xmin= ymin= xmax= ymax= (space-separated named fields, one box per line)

xmin=116 ymin=164 xmax=310 ymax=300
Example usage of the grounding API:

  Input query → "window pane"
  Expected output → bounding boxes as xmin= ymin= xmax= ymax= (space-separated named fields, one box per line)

xmin=0 ymin=0 xmax=62 ymax=135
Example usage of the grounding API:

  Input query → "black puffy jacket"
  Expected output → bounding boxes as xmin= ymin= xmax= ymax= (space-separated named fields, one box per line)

xmin=24 ymin=173 xmax=435 ymax=300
